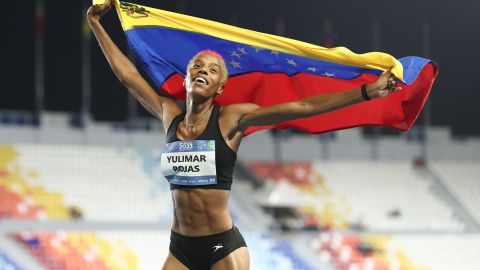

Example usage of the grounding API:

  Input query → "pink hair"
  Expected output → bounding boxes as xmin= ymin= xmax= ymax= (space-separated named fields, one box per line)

xmin=196 ymin=49 xmax=225 ymax=60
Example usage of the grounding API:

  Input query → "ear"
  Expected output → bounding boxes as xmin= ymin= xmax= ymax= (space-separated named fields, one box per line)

xmin=217 ymin=85 xmax=224 ymax=95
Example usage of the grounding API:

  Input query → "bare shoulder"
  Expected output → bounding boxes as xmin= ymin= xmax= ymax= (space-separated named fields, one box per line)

xmin=160 ymin=98 xmax=184 ymax=134
xmin=218 ymin=103 xmax=261 ymax=150
xmin=220 ymin=103 xmax=261 ymax=117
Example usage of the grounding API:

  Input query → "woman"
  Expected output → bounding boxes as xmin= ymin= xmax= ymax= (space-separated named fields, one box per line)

xmin=87 ymin=1 xmax=400 ymax=269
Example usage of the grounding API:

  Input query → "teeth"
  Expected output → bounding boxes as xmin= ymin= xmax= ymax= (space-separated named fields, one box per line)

xmin=195 ymin=77 xmax=207 ymax=84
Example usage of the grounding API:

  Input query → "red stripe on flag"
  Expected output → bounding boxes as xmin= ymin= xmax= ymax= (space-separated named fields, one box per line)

xmin=160 ymin=63 xmax=437 ymax=136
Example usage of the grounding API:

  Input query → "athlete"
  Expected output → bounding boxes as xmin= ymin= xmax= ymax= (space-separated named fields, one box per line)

xmin=87 ymin=1 xmax=400 ymax=269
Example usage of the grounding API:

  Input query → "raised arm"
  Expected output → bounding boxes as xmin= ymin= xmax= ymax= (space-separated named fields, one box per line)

xmin=87 ymin=0 xmax=182 ymax=131
xmin=225 ymin=70 xmax=400 ymax=139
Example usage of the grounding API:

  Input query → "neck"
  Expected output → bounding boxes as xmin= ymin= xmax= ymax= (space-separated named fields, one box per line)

xmin=185 ymin=96 xmax=214 ymax=126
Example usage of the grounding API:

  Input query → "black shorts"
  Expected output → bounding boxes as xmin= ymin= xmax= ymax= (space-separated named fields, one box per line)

xmin=169 ymin=225 xmax=247 ymax=270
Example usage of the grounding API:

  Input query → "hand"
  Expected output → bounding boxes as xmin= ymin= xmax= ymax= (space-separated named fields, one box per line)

xmin=87 ymin=0 xmax=113 ymax=23
xmin=365 ymin=69 xmax=402 ymax=99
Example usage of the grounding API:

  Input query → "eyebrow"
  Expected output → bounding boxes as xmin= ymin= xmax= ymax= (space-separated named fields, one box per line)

xmin=193 ymin=60 xmax=220 ymax=68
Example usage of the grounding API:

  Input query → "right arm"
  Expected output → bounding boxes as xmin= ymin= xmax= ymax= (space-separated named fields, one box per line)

xmin=87 ymin=0 xmax=182 ymax=131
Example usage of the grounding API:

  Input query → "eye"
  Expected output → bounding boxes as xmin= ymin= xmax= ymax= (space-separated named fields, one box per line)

xmin=210 ymin=69 xmax=218 ymax=74
xmin=192 ymin=64 xmax=200 ymax=68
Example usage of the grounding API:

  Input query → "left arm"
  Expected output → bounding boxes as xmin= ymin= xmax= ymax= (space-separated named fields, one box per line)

xmin=226 ymin=70 xmax=400 ymax=139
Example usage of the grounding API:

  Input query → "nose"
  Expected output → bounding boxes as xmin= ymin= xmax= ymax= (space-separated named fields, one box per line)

xmin=197 ymin=67 xmax=208 ymax=75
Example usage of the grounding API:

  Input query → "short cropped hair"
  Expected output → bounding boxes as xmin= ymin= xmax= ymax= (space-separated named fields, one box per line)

xmin=187 ymin=50 xmax=228 ymax=84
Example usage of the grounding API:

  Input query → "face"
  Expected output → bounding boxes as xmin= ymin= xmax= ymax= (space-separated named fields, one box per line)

xmin=185 ymin=53 xmax=225 ymax=98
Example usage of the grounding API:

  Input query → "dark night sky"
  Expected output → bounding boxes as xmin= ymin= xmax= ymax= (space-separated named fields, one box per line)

xmin=1 ymin=0 xmax=479 ymax=135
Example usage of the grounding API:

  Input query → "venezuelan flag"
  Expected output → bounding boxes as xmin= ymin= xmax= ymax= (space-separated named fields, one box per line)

xmin=114 ymin=1 xmax=437 ymax=136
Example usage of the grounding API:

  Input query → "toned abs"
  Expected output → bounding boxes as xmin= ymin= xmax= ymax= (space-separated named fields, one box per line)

xmin=171 ymin=189 xmax=232 ymax=236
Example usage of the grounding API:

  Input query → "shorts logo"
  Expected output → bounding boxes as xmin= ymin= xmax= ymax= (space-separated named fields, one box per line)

xmin=213 ymin=243 xmax=223 ymax=252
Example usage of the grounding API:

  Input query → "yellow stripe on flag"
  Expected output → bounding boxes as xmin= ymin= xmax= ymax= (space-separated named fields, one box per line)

xmin=113 ymin=0 xmax=404 ymax=81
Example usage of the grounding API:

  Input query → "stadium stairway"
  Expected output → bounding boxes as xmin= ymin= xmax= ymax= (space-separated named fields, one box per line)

xmin=0 ymin=234 xmax=45 ymax=270
xmin=421 ymin=165 xmax=480 ymax=232
xmin=429 ymin=162 xmax=480 ymax=230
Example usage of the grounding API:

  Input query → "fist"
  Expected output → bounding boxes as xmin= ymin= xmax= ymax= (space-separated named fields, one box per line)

xmin=366 ymin=69 xmax=402 ymax=99
xmin=87 ymin=0 xmax=113 ymax=22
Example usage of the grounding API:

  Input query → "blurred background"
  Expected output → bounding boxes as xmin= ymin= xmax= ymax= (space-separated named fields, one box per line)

xmin=1 ymin=0 xmax=479 ymax=269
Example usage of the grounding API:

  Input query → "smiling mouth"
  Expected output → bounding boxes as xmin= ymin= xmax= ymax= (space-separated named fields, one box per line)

xmin=193 ymin=76 xmax=209 ymax=86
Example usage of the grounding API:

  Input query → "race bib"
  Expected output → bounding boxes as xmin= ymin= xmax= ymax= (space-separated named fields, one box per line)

xmin=160 ymin=140 xmax=216 ymax=186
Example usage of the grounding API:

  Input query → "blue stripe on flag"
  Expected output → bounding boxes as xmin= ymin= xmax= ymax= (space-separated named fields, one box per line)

xmin=125 ymin=27 xmax=432 ymax=87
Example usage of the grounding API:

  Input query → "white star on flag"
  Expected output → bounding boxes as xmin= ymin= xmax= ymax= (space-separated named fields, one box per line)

xmin=323 ymin=72 xmax=336 ymax=77
xmin=229 ymin=60 xmax=242 ymax=69
xmin=307 ymin=67 xmax=318 ymax=72
xmin=230 ymin=51 xmax=242 ymax=58
xmin=286 ymin=59 xmax=298 ymax=67
xmin=271 ymin=50 xmax=280 ymax=57
xmin=251 ymin=46 xmax=265 ymax=53
xmin=237 ymin=47 xmax=248 ymax=55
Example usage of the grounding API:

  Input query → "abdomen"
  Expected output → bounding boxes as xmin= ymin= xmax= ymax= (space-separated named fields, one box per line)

xmin=171 ymin=189 xmax=232 ymax=236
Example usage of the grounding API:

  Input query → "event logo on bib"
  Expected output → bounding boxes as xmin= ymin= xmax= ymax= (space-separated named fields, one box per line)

xmin=160 ymin=140 xmax=216 ymax=186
